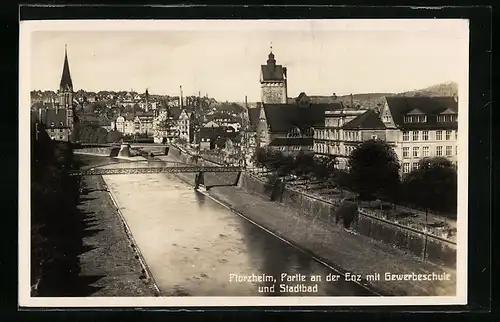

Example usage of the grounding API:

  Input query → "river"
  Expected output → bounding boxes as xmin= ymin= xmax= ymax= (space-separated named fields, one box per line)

xmin=87 ymin=157 xmax=374 ymax=297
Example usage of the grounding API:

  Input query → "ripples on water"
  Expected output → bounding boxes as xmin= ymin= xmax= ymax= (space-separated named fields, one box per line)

xmin=99 ymin=161 xmax=374 ymax=297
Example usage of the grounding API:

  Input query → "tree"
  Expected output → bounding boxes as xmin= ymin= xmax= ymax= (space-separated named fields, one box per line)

xmin=402 ymin=157 xmax=457 ymax=219
xmin=107 ymin=130 xmax=123 ymax=143
xmin=293 ymin=151 xmax=315 ymax=177
xmin=348 ymin=139 xmax=400 ymax=202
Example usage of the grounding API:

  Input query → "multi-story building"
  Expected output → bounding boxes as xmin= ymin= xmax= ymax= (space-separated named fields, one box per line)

xmin=31 ymin=46 xmax=75 ymax=142
xmin=313 ymin=108 xmax=386 ymax=168
xmin=313 ymin=96 xmax=459 ymax=173
xmin=379 ymin=96 xmax=459 ymax=174
xmin=248 ymin=92 xmax=343 ymax=155
xmin=152 ymin=106 xmax=194 ymax=144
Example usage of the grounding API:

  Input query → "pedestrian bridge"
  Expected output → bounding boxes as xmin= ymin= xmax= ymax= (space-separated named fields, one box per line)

xmin=68 ymin=160 xmax=243 ymax=177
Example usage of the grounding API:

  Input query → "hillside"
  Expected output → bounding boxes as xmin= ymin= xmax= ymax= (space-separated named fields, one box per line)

xmin=335 ymin=81 xmax=458 ymax=109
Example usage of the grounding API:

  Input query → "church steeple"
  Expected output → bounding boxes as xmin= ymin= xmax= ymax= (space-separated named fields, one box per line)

xmin=60 ymin=45 xmax=73 ymax=91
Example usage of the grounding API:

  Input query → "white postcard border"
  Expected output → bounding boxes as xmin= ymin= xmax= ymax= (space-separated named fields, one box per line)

xmin=19 ymin=19 xmax=469 ymax=307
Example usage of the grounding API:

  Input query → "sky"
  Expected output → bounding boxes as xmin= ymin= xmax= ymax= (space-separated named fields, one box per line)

xmin=25 ymin=19 xmax=469 ymax=102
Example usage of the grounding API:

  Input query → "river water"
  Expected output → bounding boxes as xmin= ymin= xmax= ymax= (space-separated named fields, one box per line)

xmin=91 ymin=157 xmax=374 ymax=297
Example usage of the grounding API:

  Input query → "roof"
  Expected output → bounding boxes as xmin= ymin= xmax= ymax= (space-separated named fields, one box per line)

xmin=269 ymin=137 xmax=314 ymax=146
xmin=197 ymin=126 xmax=238 ymax=141
xmin=167 ymin=107 xmax=182 ymax=120
xmin=247 ymin=107 xmax=261 ymax=131
xmin=342 ymin=109 xmax=386 ymax=130
xmin=60 ymin=46 xmax=73 ymax=90
xmin=32 ymin=108 xmax=69 ymax=128
xmin=261 ymin=65 xmax=286 ymax=81
xmin=262 ymin=102 xmax=344 ymax=132
xmin=385 ymin=96 xmax=458 ymax=130
xmin=261 ymin=52 xmax=286 ymax=82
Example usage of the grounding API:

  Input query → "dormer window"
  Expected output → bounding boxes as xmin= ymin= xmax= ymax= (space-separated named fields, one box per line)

xmin=437 ymin=114 xmax=457 ymax=123
xmin=404 ymin=108 xmax=427 ymax=123
xmin=60 ymin=122 xmax=64 ymax=126
xmin=404 ymin=115 xmax=427 ymax=123
xmin=50 ymin=122 xmax=55 ymax=127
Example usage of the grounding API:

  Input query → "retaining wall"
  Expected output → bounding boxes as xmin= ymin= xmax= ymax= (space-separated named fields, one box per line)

xmin=167 ymin=145 xmax=456 ymax=269
xmin=239 ymin=171 xmax=456 ymax=268
xmin=75 ymin=147 xmax=115 ymax=157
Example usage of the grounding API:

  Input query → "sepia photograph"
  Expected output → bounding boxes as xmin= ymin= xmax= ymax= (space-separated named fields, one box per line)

xmin=19 ymin=18 xmax=469 ymax=307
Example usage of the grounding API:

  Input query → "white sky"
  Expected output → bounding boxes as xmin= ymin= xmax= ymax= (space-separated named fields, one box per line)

xmin=25 ymin=19 xmax=469 ymax=102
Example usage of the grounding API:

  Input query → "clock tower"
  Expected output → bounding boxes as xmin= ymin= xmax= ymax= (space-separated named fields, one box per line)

xmin=260 ymin=45 xmax=287 ymax=104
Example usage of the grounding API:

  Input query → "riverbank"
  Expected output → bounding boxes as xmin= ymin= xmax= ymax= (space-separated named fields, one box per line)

xmin=76 ymin=174 xmax=158 ymax=296
xmin=161 ymin=153 xmax=456 ymax=297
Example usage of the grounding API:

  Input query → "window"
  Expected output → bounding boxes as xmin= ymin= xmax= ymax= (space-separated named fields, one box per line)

xmin=413 ymin=131 xmax=419 ymax=141
xmin=446 ymin=146 xmax=453 ymax=156
xmin=445 ymin=130 xmax=452 ymax=140
xmin=422 ymin=130 xmax=429 ymax=141
xmin=371 ymin=135 xmax=377 ymax=140
xmin=436 ymin=146 xmax=443 ymax=156
xmin=413 ymin=146 xmax=419 ymax=158
xmin=404 ymin=115 xmax=427 ymax=123
xmin=403 ymin=147 xmax=409 ymax=158
xmin=412 ymin=162 xmax=419 ymax=171
xmin=455 ymin=146 xmax=458 ymax=155
xmin=60 ymin=129 xmax=64 ymax=132
xmin=437 ymin=114 xmax=457 ymax=123
xmin=402 ymin=131 xmax=409 ymax=141
xmin=403 ymin=162 xmax=410 ymax=174
xmin=422 ymin=146 xmax=430 ymax=157
xmin=59 ymin=136 xmax=63 ymax=140
xmin=455 ymin=131 xmax=458 ymax=140
xmin=436 ymin=130 xmax=443 ymax=140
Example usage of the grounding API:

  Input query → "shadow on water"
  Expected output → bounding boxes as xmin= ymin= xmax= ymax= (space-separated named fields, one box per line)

xmin=235 ymin=207 xmax=377 ymax=297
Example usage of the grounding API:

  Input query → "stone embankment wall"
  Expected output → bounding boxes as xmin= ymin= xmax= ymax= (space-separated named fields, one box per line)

xmin=238 ymin=172 xmax=456 ymax=268
xmin=74 ymin=147 xmax=118 ymax=157
xmin=168 ymin=145 xmax=456 ymax=269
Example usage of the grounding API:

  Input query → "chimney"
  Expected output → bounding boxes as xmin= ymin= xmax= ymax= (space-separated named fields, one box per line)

xmin=332 ymin=93 xmax=337 ymax=100
xmin=180 ymin=85 xmax=184 ymax=108
xmin=38 ymin=107 xmax=42 ymax=122
xmin=350 ymin=93 xmax=354 ymax=109
xmin=245 ymin=95 xmax=248 ymax=108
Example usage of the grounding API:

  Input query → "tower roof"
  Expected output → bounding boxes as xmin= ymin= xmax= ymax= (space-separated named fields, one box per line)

xmin=60 ymin=45 xmax=73 ymax=90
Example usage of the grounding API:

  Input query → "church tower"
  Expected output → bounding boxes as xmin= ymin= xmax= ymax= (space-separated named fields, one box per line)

xmin=57 ymin=45 xmax=74 ymax=133
xmin=58 ymin=45 xmax=73 ymax=108
xmin=260 ymin=44 xmax=287 ymax=104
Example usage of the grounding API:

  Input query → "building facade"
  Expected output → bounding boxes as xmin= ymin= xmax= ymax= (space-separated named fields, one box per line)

xmin=379 ymin=96 xmax=459 ymax=174
xmin=313 ymin=96 xmax=459 ymax=173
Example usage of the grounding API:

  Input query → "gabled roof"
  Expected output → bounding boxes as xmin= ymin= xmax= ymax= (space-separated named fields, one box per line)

xmin=33 ymin=108 xmax=69 ymax=128
xmin=269 ymin=137 xmax=314 ymax=146
xmin=197 ymin=126 xmax=238 ymax=142
xmin=262 ymin=102 xmax=344 ymax=133
xmin=406 ymin=108 xmax=425 ymax=115
xmin=247 ymin=107 xmax=261 ymax=131
xmin=342 ymin=110 xmax=386 ymax=130
xmin=385 ymin=96 xmax=458 ymax=130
